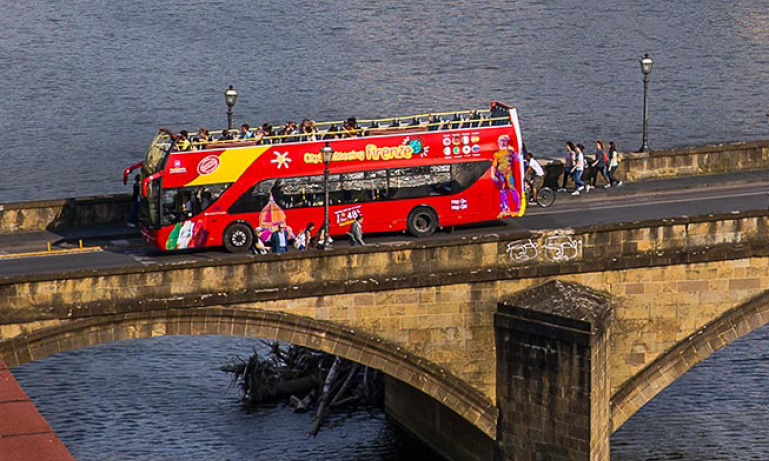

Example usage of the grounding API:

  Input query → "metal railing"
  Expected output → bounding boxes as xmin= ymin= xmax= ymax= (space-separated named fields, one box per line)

xmin=155 ymin=108 xmax=511 ymax=151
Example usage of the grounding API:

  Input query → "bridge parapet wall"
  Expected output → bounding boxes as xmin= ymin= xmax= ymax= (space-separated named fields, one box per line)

xmin=0 ymin=194 xmax=130 ymax=234
xmin=540 ymin=139 xmax=769 ymax=188
xmin=1 ymin=210 xmax=767 ymax=326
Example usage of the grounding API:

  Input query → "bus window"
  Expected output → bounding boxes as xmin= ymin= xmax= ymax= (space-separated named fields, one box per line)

xmin=388 ymin=166 xmax=453 ymax=199
xmin=450 ymin=161 xmax=491 ymax=193
xmin=160 ymin=184 xmax=230 ymax=225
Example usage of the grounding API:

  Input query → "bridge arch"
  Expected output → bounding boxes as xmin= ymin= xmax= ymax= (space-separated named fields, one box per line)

xmin=0 ymin=306 xmax=497 ymax=438
xmin=612 ymin=287 xmax=769 ymax=431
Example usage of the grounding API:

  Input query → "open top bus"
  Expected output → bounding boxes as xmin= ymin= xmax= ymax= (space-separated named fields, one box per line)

xmin=126 ymin=102 xmax=526 ymax=252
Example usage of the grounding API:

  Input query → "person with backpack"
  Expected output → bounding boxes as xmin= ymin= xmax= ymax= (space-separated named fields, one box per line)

xmin=605 ymin=141 xmax=623 ymax=188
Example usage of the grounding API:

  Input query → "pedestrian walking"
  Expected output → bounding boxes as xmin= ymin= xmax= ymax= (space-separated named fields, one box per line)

xmin=605 ymin=141 xmax=623 ymax=188
xmin=127 ymin=174 xmax=141 ymax=227
xmin=558 ymin=142 xmax=574 ymax=192
xmin=316 ymin=227 xmax=333 ymax=250
xmin=348 ymin=215 xmax=365 ymax=246
xmin=570 ymin=141 xmax=588 ymax=195
xmin=294 ymin=222 xmax=315 ymax=250
xmin=590 ymin=141 xmax=609 ymax=187
xmin=270 ymin=223 xmax=292 ymax=253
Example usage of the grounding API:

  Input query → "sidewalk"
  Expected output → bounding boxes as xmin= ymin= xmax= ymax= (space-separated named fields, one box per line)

xmin=0 ymin=223 xmax=141 ymax=255
xmin=551 ymin=169 xmax=767 ymax=201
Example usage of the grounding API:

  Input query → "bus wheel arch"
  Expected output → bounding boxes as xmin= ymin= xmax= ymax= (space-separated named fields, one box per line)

xmin=223 ymin=221 xmax=254 ymax=253
xmin=407 ymin=206 xmax=439 ymax=238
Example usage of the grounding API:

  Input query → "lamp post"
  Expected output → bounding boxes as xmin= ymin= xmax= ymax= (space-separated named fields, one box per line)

xmin=321 ymin=142 xmax=334 ymax=247
xmin=224 ymin=85 xmax=238 ymax=133
xmin=639 ymin=54 xmax=654 ymax=153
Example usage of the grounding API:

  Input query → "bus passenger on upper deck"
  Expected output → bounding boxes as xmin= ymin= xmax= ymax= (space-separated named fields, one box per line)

xmin=300 ymin=119 xmax=318 ymax=141
xmin=278 ymin=121 xmax=298 ymax=143
xmin=196 ymin=128 xmax=211 ymax=150
xmin=239 ymin=123 xmax=255 ymax=140
xmin=342 ymin=117 xmax=359 ymax=138
xmin=468 ymin=110 xmax=482 ymax=128
xmin=174 ymin=130 xmax=193 ymax=151
xmin=260 ymin=123 xmax=275 ymax=144
xmin=219 ymin=129 xmax=234 ymax=141
xmin=324 ymin=124 xmax=340 ymax=140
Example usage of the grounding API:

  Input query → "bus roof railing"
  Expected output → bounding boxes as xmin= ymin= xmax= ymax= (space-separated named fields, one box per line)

xmin=155 ymin=108 xmax=513 ymax=150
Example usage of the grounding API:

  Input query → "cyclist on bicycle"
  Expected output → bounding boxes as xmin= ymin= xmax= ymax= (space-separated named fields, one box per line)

xmin=524 ymin=151 xmax=545 ymax=203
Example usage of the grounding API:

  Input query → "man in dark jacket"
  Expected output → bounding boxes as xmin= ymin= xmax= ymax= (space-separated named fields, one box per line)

xmin=348 ymin=215 xmax=365 ymax=246
xmin=270 ymin=223 xmax=291 ymax=253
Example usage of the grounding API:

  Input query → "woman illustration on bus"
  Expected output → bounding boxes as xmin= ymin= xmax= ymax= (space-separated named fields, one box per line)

xmin=491 ymin=134 xmax=523 ymax=219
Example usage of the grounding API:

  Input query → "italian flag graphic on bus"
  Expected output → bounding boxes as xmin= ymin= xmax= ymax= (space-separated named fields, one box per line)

xmin=165 ymin=220 xmax=206 ymax=250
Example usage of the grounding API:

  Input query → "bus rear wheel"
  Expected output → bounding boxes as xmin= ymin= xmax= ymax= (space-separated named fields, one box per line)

xmin=223 ymin=222 xmax=254 ymax=253
xmin=407 ymin=207 xmax=439 ymax=238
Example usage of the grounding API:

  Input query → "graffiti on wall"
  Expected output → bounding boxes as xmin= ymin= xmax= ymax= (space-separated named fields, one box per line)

xmin=505 ymin=233 xmax=583 ymax=263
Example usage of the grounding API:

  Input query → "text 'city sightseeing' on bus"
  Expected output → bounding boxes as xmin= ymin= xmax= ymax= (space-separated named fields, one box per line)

xmin=123 ymin=101 xmax=527 ymax=253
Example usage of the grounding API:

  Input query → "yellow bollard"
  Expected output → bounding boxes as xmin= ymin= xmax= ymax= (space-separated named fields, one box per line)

xmin=79 ymin=239 xmax=84 ymax=249
xmin=47 ymin=242 xmax=52 ymax=252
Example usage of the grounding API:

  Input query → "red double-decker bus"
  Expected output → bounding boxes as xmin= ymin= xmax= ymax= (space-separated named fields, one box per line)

xmin=128 ymin=102 xmax=526 ymax=252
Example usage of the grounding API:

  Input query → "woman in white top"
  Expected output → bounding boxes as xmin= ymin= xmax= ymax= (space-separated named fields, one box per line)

xmin=568 ymin=141 xmax=588 ymax=195
xmin=606 ymin=141 xmax=623 ymax=188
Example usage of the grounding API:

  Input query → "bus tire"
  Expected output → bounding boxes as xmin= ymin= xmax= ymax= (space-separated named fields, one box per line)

xmin=223 ymin=222 xmax=254 ymax=253
xmin=407 ymin=207 xmax=439 ymax=238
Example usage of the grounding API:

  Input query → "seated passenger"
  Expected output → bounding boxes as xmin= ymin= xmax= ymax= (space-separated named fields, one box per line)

xmin=428 ymin=114 xmax=440 ymax=131
xmin=450 ymin=113 xmax=463 ymax=129
xmin=260 ymin=123 xmax=275 ymax=144
xmin=300 ymin=119 xmax=318 ymax=141
xmin=468 ymin=110 xmax=482 ymax=128
xmin=219 ymin=129 xmax=235 ymax=141
xmin=174 ymin=130 xmax=193 ymax=151
xmin=239 ymin=123 xmax=255 ymax=140
xmin=278 ymin=121 xmax=298 ymax=143
xmin=323 ymin=124 xmax=340 ymax=140
xmin=196 ymin=128 xmax=211 ymax=150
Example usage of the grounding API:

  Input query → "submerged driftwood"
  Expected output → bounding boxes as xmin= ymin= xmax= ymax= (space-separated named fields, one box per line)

xmin=221 ymin=341 xmax=383 ymax=435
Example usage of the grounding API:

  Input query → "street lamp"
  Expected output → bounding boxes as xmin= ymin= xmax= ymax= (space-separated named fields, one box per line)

xmin=224 ymin=85 xmax=238 ymax=132
xmin=321 ymin=142 xmax=334 ymax=248
xmin=639 ymin=54 xmax=654 ymax=153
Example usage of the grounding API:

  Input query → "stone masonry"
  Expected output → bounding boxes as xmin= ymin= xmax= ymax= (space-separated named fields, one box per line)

xmin=1 ymin=210 xmax=769 ymax=455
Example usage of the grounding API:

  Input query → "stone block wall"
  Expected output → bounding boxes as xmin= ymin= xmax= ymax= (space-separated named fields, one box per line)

xmin=0 ymin=194 xmax=131 ymax=233
xmin=621 ymin=140 xmax=769 ymax=182
xmin=540 ymin=139 xmax=769 ymax=186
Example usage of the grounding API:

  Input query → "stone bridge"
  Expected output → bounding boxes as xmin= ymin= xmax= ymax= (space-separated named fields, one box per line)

xmin=1 ymin=210 xmax=768 ymax=461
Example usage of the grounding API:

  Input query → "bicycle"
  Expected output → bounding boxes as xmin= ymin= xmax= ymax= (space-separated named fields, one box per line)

xmin=524 ymin=180 xmax=556 ymax=208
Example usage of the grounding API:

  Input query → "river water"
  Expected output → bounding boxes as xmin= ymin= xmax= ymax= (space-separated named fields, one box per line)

xmin=11 ymin=325 xmax=769 ymax=461
xmin=5 ymin=0 xmax=769 ymax=459
xmin=1 ymin=0 xmax=768 ymax=202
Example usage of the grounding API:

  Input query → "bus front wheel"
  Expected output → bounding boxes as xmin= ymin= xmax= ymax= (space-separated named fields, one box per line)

xmin=407 ymin=207 xmax=439 ymax=238
xmin=223 ymin=222 xmax=254 ymax=253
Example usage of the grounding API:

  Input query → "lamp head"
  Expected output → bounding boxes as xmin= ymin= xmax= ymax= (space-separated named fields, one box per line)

xmin=224 ymin=85 xmax=238 ymax=108
xmin=640 ymin=54 xmax=654 ymax=75
xmin=320 ymin=141 xmax=334 ymax=163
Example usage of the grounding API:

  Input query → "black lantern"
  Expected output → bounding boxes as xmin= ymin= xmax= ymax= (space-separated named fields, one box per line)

xmin=224 ymin=85 xmax=238 ymax=132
